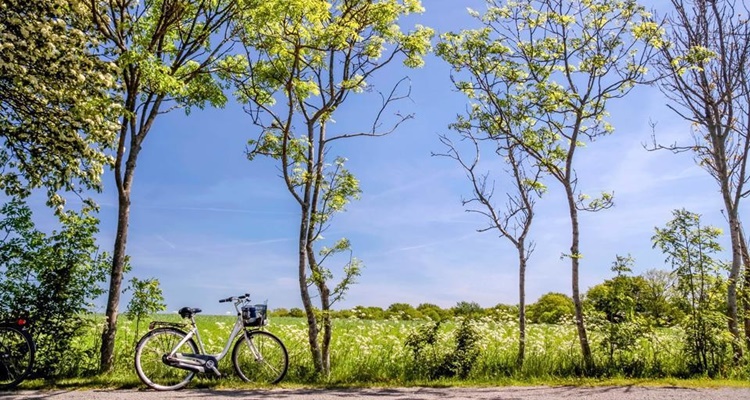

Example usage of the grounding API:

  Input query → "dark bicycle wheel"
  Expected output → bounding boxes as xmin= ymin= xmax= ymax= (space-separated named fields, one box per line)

xmin=134 ymin=328 xmax=198 ymax=391
xmin=232 ymin=330 xmax=288 ymax=384
xmin=0 ymin=325 xmax=34 ymax=390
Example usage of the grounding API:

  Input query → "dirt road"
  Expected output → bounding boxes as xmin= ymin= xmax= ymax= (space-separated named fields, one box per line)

xmin=3 ymin=386 xmax=750 ymax=400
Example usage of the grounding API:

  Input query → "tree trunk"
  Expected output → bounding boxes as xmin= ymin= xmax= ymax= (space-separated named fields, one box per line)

xmin=308 ymin=252 xmax=332 ymax=376
xmin=298 ymin=209 xmax=323 ymax=374
xmin=739 ymin=227 xmax=750 ymax=351
xmin=726 ymin=210 xmax=744 ymax=361
xmin=99 ymin=178 xmax=131 ymax=372
xmin=565 ymin=184 xmax=593 ymax=372
xmin=713 ymin=130 xmax=744 ymax=361
xmin=100 ymin=108 xmax=139 ymax=372
xmin=516 ymin=244 xmax=526 ymax=369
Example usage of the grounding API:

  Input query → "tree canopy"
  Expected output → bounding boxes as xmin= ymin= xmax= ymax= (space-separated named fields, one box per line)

xmin=0 ymin=0 xmax=119 ymax=203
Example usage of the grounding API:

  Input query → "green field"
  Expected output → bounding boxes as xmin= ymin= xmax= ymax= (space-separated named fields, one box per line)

xmin=69 ymin=313 xmax=722 ymax=386
xmin=14 ymin=312 xmax=750 ymax=390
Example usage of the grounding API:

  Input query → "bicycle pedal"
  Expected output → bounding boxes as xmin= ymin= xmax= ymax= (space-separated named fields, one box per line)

xmin=205 ymin=360 xmax=221 ymax=377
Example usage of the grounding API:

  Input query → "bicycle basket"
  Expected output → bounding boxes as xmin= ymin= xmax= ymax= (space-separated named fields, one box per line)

xmin=242 ymin=304 xmax=267 ymax=327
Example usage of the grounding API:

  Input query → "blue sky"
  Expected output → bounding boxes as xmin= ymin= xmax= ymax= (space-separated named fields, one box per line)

xmin=33 ymin=0 xmax=727 ymax=315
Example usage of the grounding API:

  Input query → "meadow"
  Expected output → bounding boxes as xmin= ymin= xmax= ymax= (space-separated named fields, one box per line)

xmin=64 ymin=312 xmax=731 ymax=387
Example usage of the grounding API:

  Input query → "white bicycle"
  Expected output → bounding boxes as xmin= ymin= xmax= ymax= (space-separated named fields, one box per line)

xmin=134 ymin=293 xmax=288 ymax=390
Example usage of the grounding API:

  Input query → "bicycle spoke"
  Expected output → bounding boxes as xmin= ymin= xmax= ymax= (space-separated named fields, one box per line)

xmin=134 ymin=329 xmax=197 ymax=391
xmin=0 ymin=327 xmax=33 ymax=389
xmin=232 ymin=331 xmax=288 ymax=384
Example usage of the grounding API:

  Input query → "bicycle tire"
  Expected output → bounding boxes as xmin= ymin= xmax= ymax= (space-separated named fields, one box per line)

xmin=232 ymin=330 xmax=288 ymax=384
xmin=0 ymin=326 xmax=34 ymax=390
xmin=134 ymin=327 xmax=198 ymax=391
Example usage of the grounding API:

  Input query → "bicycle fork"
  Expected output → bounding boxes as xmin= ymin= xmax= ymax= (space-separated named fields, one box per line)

xmin=243 ymin=331 xmax=264 ymax=362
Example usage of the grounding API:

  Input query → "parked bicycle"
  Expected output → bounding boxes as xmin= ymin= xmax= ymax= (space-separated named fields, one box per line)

xmin=134 ymin=293 xmax=288 ymax=390
xmin=0 ymin=317 xmax=35 ymax=390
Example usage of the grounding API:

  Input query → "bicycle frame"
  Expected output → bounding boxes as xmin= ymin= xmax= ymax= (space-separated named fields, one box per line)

xmin=168 ymin=300 xmax=261 ymax=362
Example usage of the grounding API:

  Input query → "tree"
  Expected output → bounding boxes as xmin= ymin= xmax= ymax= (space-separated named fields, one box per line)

xmin=0 ymin=200 xmax=110 ymax=378
xmin=640 ymin=268 xmax=682 ymax=326
xmin=527 ymin=292 xmax=575 ymax=324
xmin=652 ymin=209 xmax=731 ymax=375
xmin=586 ymin=256 xmax=646 ymax=323
xmin=649 ymin=0 xmax=750 ymax=361
xmin=417 ymin=303 xmax=450 ymax=321
xmin=387 ymin=303 xmax=422 ymax=320
xmin=434 ymin=73 xmax=543 ymax=368
xmin=87 ymin=0 xmax=241 ymax=372
xmin=0 ymin=0 xmax=119 ymax=203
xmin=230 ymin=0 xmax=432 ymax=376
xmin=452 ymin=301 xmax=484 ymax=318
xmin=436 ymin=0 xmax=661 ymax=370
xmin=124 ymin=276 xmax=166 ymax=340
xmin=585 ymin=256 xmax=651 ymax=366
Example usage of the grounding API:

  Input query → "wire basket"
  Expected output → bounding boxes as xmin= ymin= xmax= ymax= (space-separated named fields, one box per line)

xmin=241 ymin=303 xmax=268 ymax=327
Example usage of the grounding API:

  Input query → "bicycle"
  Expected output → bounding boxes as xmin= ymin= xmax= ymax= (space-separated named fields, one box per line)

xmin=0 ymin=317 xmax=35 ymax=390
xmin=134 ymin=293 xmax=288 ymax=390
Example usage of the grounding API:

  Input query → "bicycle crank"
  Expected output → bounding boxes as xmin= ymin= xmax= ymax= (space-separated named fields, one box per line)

xmin=163 ymin=353 xmax=221 ymax=376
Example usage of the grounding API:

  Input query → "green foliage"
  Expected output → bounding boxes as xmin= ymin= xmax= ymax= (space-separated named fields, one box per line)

xmin=0 ymin=200 xmax=109 ymax=379
xmin=437 ymin=0 xmax=660 ymax=185
xmin=438 ymin=318 xmax=481 ymax=379
xmin=404 ymin=320 xmax=442 ymax=378
xmin=386 ymin=303 xmax=422 ymax=320
xmin=527 ymin=293 xmax=575 ymax=324
xmin=639 ymin=268 xmax=683 ymax=327
xmin=123 ymin=276 xmax=166 ymax=338
xmin=0 ymin=0 xmax=119 ymax=202
xmin=404 ymin=318 xmax=481 ymax=380
xmin=352 ymin=306 xmax=386 ymax=320
xmin=417 ymin=303 xmax=451 ymax=321
xmin=288 ymin=308 xmax=306 ymax=318
xmin=452 ymin=301 xmax=484 ymax=318
xmin=271 ymin=308 xmax=290 ymax=317
xmin=652 ymin=209 xmax=732 ymax=376
xmin=93 ymin=0 xmax=238 ymax=112
xmin=585 ymin=256 xmax=651 ymax=371
xmin=586 ymin=276 xmax=647 ymax=324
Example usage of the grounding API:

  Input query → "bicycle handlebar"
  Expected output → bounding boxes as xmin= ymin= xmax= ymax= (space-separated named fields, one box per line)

xmin=218 ymin=293 xmax=251 ymax=303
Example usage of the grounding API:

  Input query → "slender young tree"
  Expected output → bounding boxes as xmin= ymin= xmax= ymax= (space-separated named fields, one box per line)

xmin=230 ymin=0 xmax=432 ymax=376
xmin=436 ymin=117 xmax=543 ymax=368
xmin=650 ymin=0 xmax=750 ymax=360
xmin=86 ymin=0 xmax=241 ymax=372
xmin=653 ymin=209 xmax=731 ymax=374
xmin=437 ymin=0 xmax=661 ymax=370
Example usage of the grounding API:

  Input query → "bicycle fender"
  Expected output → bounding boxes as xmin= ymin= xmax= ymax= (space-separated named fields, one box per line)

xmin=148 ymin=320 xmax=188 ymax=330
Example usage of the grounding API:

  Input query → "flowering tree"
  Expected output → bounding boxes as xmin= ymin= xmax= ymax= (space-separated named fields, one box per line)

xmin=0 ymin=0 xmax=118 ymax=203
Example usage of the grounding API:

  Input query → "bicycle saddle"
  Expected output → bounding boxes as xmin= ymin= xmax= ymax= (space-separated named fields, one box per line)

xmin=178 ymin=307 xmax=202 ymax=319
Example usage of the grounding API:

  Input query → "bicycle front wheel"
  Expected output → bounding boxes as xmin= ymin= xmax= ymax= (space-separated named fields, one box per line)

xmin=134 ymin=328 xmax=198 ymax=391
xmin=232 ymin=330 xmax=288 ymax=384
xmin=0 ymin=326 xmax=34 ymax=390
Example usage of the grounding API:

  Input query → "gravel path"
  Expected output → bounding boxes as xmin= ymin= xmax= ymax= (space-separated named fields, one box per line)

xmin=3 ymin=386 xmax=750 ymax=400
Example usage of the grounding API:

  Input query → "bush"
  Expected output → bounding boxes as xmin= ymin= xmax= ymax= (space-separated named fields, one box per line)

xmin=527 ymin=293 xmax=575 ymax=324
xmin=0 ymin=200 xmax=109 ymax=379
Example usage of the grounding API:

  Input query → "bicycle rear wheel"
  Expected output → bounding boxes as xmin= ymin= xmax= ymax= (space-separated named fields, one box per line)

xmin=232 ymin=330 xmax=288 ymax=384
xmin=134 ymin=328 xmax=198 ymax=391
xmin=0 ymin=326 xmax=34 ymax=390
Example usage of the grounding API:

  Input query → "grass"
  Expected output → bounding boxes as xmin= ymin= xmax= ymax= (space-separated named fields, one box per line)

xmin=12 ymin=314 xmax=750 ymax=390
